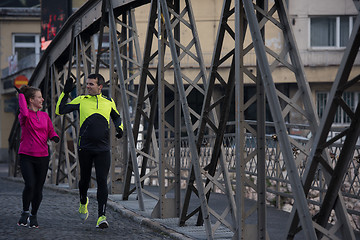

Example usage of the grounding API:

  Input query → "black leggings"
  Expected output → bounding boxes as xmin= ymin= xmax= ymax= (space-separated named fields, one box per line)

xmin=78 ymin=150 xmax=110 ymax=218
xmin=19 ymin=154 xmax=49 ymax=216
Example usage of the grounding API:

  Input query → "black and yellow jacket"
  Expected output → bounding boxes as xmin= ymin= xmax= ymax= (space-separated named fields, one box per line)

xmin=55 ymin=92 xmax=123 ymax=151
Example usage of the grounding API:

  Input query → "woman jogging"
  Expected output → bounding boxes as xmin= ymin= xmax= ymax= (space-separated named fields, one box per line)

xmin=15 ymin=85 xmax=59 ymax=228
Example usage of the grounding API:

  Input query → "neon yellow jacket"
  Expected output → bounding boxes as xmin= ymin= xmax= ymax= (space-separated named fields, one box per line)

xmin=56 ymin=92 xmax=123 ymax=151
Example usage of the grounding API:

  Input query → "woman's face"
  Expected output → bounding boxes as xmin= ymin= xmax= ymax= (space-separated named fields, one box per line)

xmin=30 ymin=90 xmax=44 ymax=110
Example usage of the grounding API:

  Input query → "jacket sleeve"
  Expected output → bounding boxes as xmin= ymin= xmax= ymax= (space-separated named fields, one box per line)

xmin=55 ymin=92 xmax=80 ymax=115
xmin=110 ymin=99 xmax=123 ymax=131
xmin=46 ymin=113 xmax=59 ymax=140
xmin=18 ymin=93 xmax=29 ymax=124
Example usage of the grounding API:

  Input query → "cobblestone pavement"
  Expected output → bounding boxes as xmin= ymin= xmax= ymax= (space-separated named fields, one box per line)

xmin=0 ymin=177 xmax=173 ymax=240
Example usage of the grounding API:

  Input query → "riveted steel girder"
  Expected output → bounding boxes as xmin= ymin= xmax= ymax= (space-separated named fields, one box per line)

xmin=287 ymin=8 xmax=360 ymax=240
xmin=180 ymin=0 xmax=238 ymax=235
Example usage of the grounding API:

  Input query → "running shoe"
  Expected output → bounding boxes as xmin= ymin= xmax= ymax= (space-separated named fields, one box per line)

xmin=29 ymin=215 xmax=39 ymax=228
xmin=17 ymin=212 xmax=29 ymax=226
xmin=96 ymin=215 xmax=108 ymax=229
xmin=79 ymin=197 xmax=89 ymax=221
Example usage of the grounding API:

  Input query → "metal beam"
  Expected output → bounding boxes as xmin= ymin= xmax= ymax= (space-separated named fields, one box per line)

xmin=107 ymin=0 xmax=145 ymax=211
xmin=29 ymin=0 xmax=151 ymax=88
xmin=180 ymin=0 xmax=237 ymax=234
xmin=122 ymin=0 xmax=159 ymax=201
xmin=288 ymin=9 xmax=360 ymax=239
xmin=242 ymin=0 xmax=317 ymax=238
xmin=159 ymin=0 xmax=213 ymax=238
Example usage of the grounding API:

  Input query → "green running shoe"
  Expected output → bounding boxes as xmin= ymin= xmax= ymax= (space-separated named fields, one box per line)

xmin=78 ymin=197 xmax=89 ymax=221
xmin=96 ymin=215 xmax=108 ymax=229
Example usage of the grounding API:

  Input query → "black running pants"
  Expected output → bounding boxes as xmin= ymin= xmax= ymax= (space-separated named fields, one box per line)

xmin=19 ymin=154 xmax=49 ymax=216
xmin=78 ymin=149 xmax=110 ymax=218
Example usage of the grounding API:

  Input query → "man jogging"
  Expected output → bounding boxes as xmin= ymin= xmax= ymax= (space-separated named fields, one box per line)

xmin=56 ymin=73 xmax=123 ymax=229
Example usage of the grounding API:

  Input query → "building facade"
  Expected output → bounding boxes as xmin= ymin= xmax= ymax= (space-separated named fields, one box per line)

xmin=289 ymin=0 xmax=360 ymax=125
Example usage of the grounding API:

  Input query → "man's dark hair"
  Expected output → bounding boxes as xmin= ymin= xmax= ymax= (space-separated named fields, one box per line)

xmin=88 ymin=73 xmax=105 ymax=86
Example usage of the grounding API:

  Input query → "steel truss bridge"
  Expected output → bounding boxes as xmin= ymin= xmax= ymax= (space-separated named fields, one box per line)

xmin=7 ymin=0 xmax=360 ymax=239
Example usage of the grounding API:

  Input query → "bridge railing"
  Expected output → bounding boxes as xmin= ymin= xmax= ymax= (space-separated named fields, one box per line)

xmin=139 ymin=121 xmax=360 ymax=230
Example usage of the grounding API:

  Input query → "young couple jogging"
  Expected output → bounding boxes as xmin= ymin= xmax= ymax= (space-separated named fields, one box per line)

xmin=16 ymin=73 xmax=123 ymax=229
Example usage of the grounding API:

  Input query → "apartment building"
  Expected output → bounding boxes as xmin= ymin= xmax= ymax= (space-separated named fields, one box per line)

xmin=289 ymin=0 xmax=360 ymax=124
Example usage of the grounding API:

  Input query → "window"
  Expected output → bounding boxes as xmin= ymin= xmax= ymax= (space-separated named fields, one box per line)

xmin=310 ymin=16 xmax=355 ymax=48
xmin=317 ymin=92 xmax=328 ymax=119
xmin=316 ymin=91 xmax=358 ymax=125
xmin=13 ymin=34 xmax=41 ymax=64
xmin=334 ymin=92 xmax=354 ymax=124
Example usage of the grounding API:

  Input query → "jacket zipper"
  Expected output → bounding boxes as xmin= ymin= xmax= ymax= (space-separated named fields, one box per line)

xmin=36 ymin=112 xmax=39 ymax=122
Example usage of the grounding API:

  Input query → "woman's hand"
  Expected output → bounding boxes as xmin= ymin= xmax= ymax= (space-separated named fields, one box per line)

xmin=51 ymin=136 xmax=60 ymax=143
xmin=14 ymin=85 xmax=21 ymax=94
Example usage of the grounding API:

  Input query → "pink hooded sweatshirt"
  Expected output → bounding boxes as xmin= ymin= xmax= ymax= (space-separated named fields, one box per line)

xmin=18 ymin=93 xmax=59 ymax=157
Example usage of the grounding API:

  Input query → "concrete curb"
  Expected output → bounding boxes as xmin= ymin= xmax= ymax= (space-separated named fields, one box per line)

xmin=107 ymin=200 xmax=192 ymax=240
xmin=2 ymin=176 xmax=192 ymax=240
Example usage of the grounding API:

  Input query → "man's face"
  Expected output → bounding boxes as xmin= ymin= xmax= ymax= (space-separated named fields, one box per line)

xmin=86 ymin=78 xmax=102 ymax=96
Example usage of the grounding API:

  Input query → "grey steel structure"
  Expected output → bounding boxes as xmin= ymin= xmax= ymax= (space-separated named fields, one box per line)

xmin=286 ymin=3 xmax=360 ymax=239
xmin=7 ymin=0 xmax=360 ymax=239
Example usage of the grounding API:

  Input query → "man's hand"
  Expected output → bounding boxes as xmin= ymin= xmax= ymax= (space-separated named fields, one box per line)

xmin=64 ymin=78 xmax=75 ymax=94
xmin=116 ymin=128 xmax=123 ymax=139
xmin=51 ymin=136 xmax=60 ymax=143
